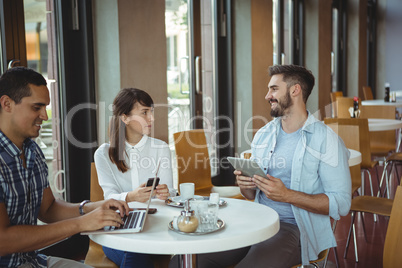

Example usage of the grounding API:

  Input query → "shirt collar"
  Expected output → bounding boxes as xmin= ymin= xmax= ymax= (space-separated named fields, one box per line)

xmin=125 ymin=135 xmax=148 ymax=152
xmin=272 ymin=110 xmax=317 ymax=134
xmin=0 ymin=130 xmax=35 ymax=157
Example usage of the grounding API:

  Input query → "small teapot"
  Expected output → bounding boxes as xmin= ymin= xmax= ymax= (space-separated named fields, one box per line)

xmin=177 ymin=199 xmax=199 ymax=233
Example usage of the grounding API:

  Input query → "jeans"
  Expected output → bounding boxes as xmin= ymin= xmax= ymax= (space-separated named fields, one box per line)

xmin=103 ymin=246 xmax=154 ymax=268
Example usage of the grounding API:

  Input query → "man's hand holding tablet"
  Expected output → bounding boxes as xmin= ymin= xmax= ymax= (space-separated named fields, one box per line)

xmin=227 ymin=157 xmax=267 ymax=178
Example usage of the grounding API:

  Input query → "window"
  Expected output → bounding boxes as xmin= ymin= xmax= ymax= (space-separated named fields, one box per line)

xmin=273 ymin=0 xmax=304 ymax=66
xmin=331 ymin=0 xmax=347 ymax=94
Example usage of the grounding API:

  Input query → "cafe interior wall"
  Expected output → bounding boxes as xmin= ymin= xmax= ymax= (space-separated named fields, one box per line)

xmin=92 ymin=0 xmax=120 ymax=145
xmin=233 ymin=0 xmax=273 ymax=155
xmin=92 ymin=0 xmax=169 ymax=145
xmin=384 ymin=0 xmax=402 ymax=96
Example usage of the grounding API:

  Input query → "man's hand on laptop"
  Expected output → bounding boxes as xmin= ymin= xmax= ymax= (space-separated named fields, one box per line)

xmin=79 ymin=199 xmax=130 ymax=231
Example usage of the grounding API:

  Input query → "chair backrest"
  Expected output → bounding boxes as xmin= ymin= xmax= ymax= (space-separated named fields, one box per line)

xmin=90 ymin=162 xmax=104 ymax=202
xmin=324 ymin=118 xmax=371 ymax=168
xmin=362 ymin=86 xmax=374 ymax=100
xmin=336 ymin=97 xmax=361 ymax=118
xmin=383 ymin=186 xmax=402 ymax=268
xmin=360 ymin=105 xmax=396 ymax=155
xmin=324 ymin=118 xmax=369 ymax=193
xmin=330 ymin=91 xmax=344 ymax=118
xmin=173 ymin=129 xmax=212 ymax=190
xmin=240 ymin=149 xmax=252 ymax=159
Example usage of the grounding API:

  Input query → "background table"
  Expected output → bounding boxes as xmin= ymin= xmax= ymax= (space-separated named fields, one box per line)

xmin=368 ymin=118 xmax=402 ymax=132
xmin=362 ymin=99 xmax=402 ymax=108
xmin=89 ymin=198 xmax=279 ymax=268
xmin=348 ymin=149 xmax=362 ymax=166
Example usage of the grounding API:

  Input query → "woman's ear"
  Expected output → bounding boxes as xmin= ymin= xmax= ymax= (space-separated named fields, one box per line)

xmin=120 ymin=115 xmax=128 ymax=125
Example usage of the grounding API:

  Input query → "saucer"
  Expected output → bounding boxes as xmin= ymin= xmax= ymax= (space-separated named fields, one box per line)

xmin=165 ymin=196 xmax=228 ymax=208
xmin=172 ymin=195 xmax=204 ymax=203
xmin=168 ymin=219 xmax=225 ymax=235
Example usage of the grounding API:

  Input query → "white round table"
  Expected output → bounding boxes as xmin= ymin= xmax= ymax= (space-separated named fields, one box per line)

xmin=362 ymin=99 xmax=402 ymax=108
xmin=348 ymin=149 xmax=362 ymax=166
xmin=89 ymin=198 xmax=279 ymax=268
xmin=368 ymin=118 xmax=402 ymax=131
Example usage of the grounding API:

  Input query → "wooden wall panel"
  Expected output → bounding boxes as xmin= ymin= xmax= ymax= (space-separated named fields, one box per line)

xmin=117 ymin=0 xmax=168 ymax=143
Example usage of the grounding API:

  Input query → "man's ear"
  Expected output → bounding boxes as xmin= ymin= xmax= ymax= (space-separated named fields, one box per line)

xmin=0 ymin=95 xmax=13 ymax=112
xmin=291 ymin=84 xmax=302 ymax=96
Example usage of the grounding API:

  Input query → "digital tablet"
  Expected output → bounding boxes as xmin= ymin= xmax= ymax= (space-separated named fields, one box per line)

xmin=227 ymin=157 xmax=267 ymax=178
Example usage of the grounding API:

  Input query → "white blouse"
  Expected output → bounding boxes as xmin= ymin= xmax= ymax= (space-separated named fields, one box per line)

xmin=94 ymin=135 xmax=173 ymax=201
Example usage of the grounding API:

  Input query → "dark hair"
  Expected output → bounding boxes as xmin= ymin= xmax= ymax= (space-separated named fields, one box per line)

xmin=109 ymin=88 xmax=154 ymax=172
xmin=0 ymin=67 xmax=47 ymax=110
xmin=268 ymin=65 xmax=315 ymax=103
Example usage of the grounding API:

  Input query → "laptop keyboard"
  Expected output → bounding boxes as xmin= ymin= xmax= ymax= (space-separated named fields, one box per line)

xmin=104 ymin=211 xmax=144 ymax=231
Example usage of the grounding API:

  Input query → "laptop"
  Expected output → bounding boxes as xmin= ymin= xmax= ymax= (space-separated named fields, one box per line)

xmin=81 ymin=163 xmax=159 ymax=235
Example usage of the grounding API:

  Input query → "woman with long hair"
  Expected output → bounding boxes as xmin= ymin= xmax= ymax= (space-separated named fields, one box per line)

xmin=95 ymin=88 xmax=173 ymax=267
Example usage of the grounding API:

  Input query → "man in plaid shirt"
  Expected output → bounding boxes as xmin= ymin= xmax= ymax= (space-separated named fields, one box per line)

xmin=0 ymin=67 xmax=130 ymax=267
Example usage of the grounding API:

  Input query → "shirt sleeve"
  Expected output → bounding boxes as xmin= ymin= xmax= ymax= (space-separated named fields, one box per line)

xmin=319 ymin=133 xmax=352 ymax=220
xmin=94 ymin=146 xmax=129 ymax=201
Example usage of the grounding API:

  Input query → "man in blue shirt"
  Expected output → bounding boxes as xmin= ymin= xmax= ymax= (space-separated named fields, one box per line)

xmin=0 ymin=67 xmax=130 ymax=267
xmin=198 ymin=65 xmax=351 ymax=267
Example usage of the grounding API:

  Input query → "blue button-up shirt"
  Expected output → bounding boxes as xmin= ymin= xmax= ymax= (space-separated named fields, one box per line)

xmin=0 ymin=131 xmax=49 ymax=267
xmin=251 ymin=112 xmax=351 ymax=265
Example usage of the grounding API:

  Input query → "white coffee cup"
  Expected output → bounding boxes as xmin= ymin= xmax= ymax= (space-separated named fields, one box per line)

xmin=180 ymin=183 xmax=195 ymax=200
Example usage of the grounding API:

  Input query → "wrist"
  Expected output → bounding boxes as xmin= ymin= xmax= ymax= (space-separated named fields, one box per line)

xmin=79 ymin=200 xmax=91 ymax=215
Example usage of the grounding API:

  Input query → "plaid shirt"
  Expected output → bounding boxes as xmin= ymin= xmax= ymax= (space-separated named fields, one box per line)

xmin=0 ymin=131 xmax=49 ymax=267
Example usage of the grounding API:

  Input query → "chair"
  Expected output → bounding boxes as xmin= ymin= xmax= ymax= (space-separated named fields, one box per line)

xmin=85 ymin=163 xmax=171 ymax=268
xmin=360 ymin=105 xmax=397 ymax=157
xmin=324 ymin=118 xmax=379 ymax=196
xmin=383 ymin=185 xmax=402 ymax=268
xmin=240 ymin=149 xmax=252 ymax=159
xmin=84 ymin=163 xmax=118 ymax=268
xmin=377 ymin=152 xmax=402 ymax=199
xmin=330 ymin=91 xmax=344 ymax=118
xmin=343 ymin=179 xmax=401 ymax=262
xmin=291 ymin=249 xmax=330 ymax=268
xmin=362 ymin=86 xmax=374 ymax=100
xmin=335 ymin=97 xmax=361 ymax=119
xmin=173 ymin=129 xmax=243 ymax=199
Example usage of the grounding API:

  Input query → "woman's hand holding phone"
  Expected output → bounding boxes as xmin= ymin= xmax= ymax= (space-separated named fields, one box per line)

xmin=125 ymin=183 xmax=154 ymax=203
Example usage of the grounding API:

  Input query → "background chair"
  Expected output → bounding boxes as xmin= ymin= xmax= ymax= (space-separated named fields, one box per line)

xmin=362 ymin=86 xmax=374 ymax=100
xmin=173 ymin=129 xmax=243 ymax=198
xmin=324 ymin=118 xmax=379 ymax=196
xmin=378 ymin=152 xmax=402 ymax=198
xmin=324 ymin=118 xmax=384 ymax=263
xmin=343 ymin=179 xmax=401 ymax=263
xmin=335 ymin=97 xmax=361 ymax=119
xmin=383 ymin=185 xmax=402 ymax=268
xmin=330 ymin=91 xmax=344 ymax=118
xmin=84 ymin=163 xmax=118 ymax=268
xmin=360 ymin=105 xmax=397 ymax=157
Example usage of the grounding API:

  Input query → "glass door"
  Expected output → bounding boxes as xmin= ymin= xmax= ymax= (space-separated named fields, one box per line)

xmin=166 ymin=0 xmax=219 ymax=185
xmin=0 ymin=0 xmax=66 ymax=200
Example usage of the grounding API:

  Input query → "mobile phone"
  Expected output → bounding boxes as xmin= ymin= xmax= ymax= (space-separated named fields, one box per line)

xmin=146 ymin=177 xmax=160 ymax=189
xmin=135 ymin=208 xmax=157 ymax=214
